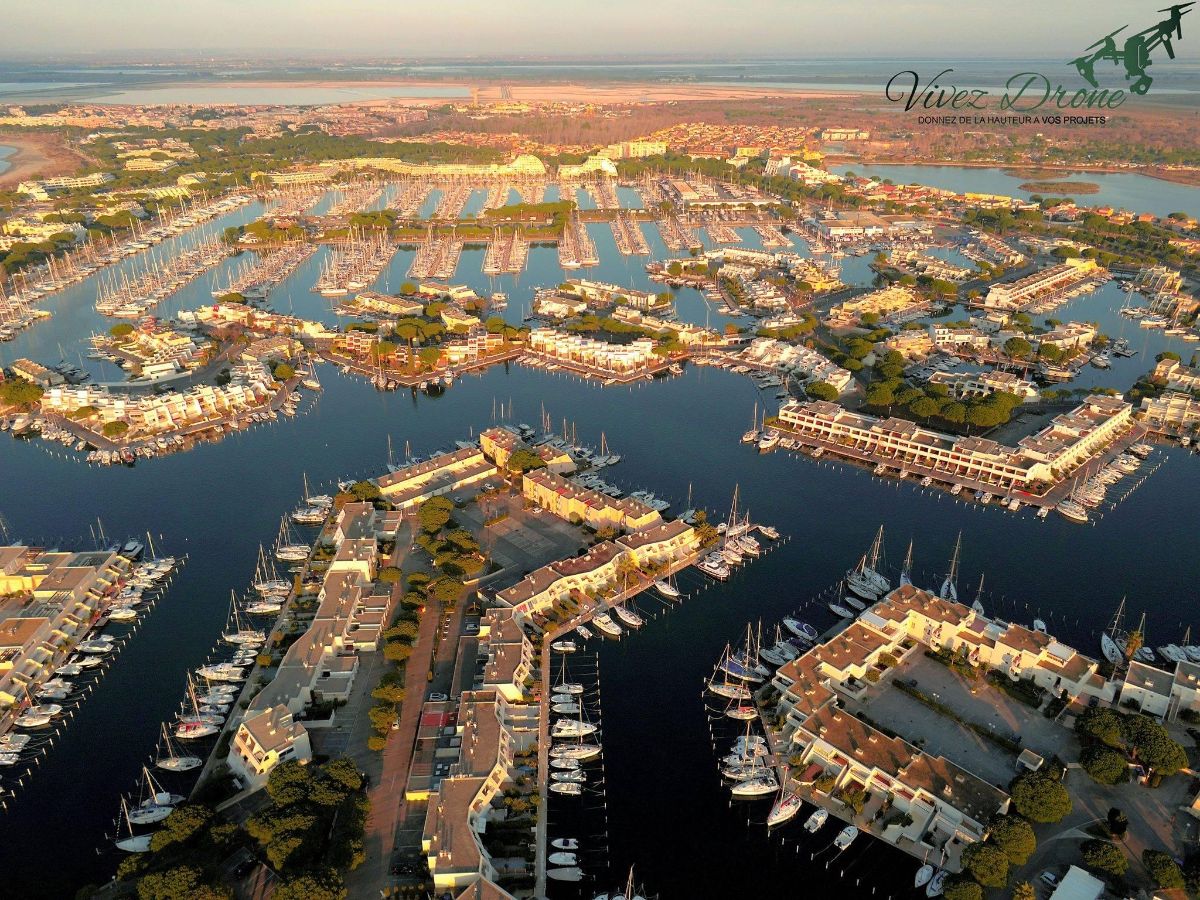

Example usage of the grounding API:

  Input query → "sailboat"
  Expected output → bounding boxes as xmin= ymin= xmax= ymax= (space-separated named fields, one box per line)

xmin=899 ymin=540 xmax=915 ymax=587
xmin=846 ymin=526 xmax=890 ymax=600
xmin=114 ymin=799 xmax=153 ymax=853
xmin=155 ymin=722 xmax=202 ymax=772
xmin=767 ymin=771 xmax=803 ymax=827
xmin=1122 ymin=612 xmax=1155 ymax=664
xmin=1100 ymin=597 xmax=1126 ymax=665
xmin=223 ymin=593 xmax=266 ymax=646
xmin=708 ymin=646 xmax=753 ymax=700
xmin=915 ymin=861 xmax=935 ymax=888
xmin=964 ymin=573 xmax=984 ymax=619
xmin=275 ymin=516 xmax=309 ymax=562
xmin=594 ymin=868 xmax=652 ymax=900
xmin=654 ymin=571 xmax=681 ymax=599
xmin=742 ymin=401 xmax=760 ymax=444
xmin=940 ymin=532 xmax=961 ymax=602
xmin=926 ymin=869 xmax=949 ymax=897
xmin=127 ymin=767 xmax=181 ymax=825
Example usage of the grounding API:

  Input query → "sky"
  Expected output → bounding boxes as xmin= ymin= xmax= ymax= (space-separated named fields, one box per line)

xmin=4 ymin=0 xmax=1199 ymax=59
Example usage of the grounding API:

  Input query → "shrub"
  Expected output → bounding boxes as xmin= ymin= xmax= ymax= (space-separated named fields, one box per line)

xmin=1081 ymin=839 xmax=1127 ymax=877
xmin=1144 ymin=849 xmax=1185 ymax=888
xmin=941 ymin=877 xmax=983 ymax=900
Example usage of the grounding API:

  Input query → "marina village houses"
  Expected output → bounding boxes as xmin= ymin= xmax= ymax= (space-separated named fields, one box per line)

xmin=765 ymin=584 xmax=1200 ymax=872
xmin=776 ymin=394 xmax=1132 ymax=494
xmin=0 ymin=547 xmax=130 ymax=733
xmin=225 ymin=431 xmax=700 ymax=896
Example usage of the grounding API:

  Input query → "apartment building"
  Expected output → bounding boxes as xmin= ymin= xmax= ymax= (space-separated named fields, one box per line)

xmin=330 ymin=154 xmax=548 ymax=179
xmin=736 ymin=338 xmax=853 ymax=392
xmin=228 ymin=502 xmax=399 ymax=792
xmin=777 ymin=395 xmax=1131 ymax=489
xmin=928 ymin=325 xmax=991 ymax=352
xmin=769 ymin=584 xmax=1113 ymax=871
xmin=375 ymin=448 xmax=494 ymax=509
xmin=927 ymin=370 xmax=1039 ymax=401
xmin=41 ymin=368 xmax=273 ymax=437
xmin=527 ymin=328 xmax=658 ymax=374
xmin=0 ymin=548 xmax=127 ymax=712
xmin=983 ymin=259 xmax=1098 ymax=311
xmin=1139 ymin=391 xmax=1200 ymax=431
xmin=521 ymin=470 xmax=661 ymax=533
xmin=1154 ymin=358 xmax=1200 ymax=392
xmin=827 ymin=286 xmax=928 ymax=327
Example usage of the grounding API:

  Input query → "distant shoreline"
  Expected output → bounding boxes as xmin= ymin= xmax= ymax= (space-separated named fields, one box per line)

xmin=15 ymin=78 xmax=861 ymax=107
xmin=825 ymin=157 xmax=1200 ymax=188
xmin=0 ymin=131 xmax=88 ymax=190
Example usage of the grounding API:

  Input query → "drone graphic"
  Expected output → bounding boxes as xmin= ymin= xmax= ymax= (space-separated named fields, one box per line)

xmin=1071 ymin=2 xmax=1192 ymax=94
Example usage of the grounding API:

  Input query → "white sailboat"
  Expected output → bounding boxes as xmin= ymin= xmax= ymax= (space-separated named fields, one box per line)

xmin=846 ymin=526 xmax=890 ymax=600
xmin=1101 ymin=597 xmax=1126 ymax=666
xmin=940 ymin=532 xmax=961 ymax=602
xmin=114 ymin=799 xmax=153 ymax=853
xmin=899 ymin=539 xmax=915 ymax=587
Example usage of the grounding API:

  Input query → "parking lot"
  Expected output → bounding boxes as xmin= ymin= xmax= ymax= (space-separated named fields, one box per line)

xmin=856 ymin=654 xmax=1070 ymax=788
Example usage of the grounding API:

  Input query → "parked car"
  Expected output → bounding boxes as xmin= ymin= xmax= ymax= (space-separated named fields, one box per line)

xmin=1040 ymin=871 xmax=1059 ymax=887
xmin=428 ymin=692 xmax=448 ymax=702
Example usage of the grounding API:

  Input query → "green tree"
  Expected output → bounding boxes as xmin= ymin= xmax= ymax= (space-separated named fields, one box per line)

xmin=1081 ymin=839 xmax=1127 ymax=877
xmin=265 ymin=760 xmax=314 ymax=807
xmin=102 ymin=420 xmax=130 ymax=437
xmin=1081 ymin=745 xmax=1129 ymax=785
xmin=1107 ymin=807 xmax=1129 ymax=839
xmin=506 ymin=448 xmax=546 ymax=473
xmin=941 ymin=401 xmax=967 ymax=425
xmin=109 ymin=322 xmax=135 ymax=338
xmin=1004 ymin=336 xmax=1033 ymax=359
xmin=988 ymin=814 xmax=1037 ymax=865
xmin=805 ymin=381 xmax=838 ymax=402
xmin=349 ymin=480 xmax=382 ymax=502
xmin=399 ymin=281 xmax=417 ymax=295
xmin=962 ymin=842 xmax=1010 ymax=888
xmin=941 ymin=877 xmax=982 ymax=900
xmin=909 ymin=396 xmax=940 ymax=419
xmin=149 ymin=804 xmax=214 ymax=853
xmin=865 ymin=383 xmax=895 ymax=407
xmin=1075 ymin=706 xmax=1123 ymax=748
xmin=0 ymin=379 xmax=45 ymax=408
xmin=1011 ymin=882 xmax=1037 ymax=900
xmin=1120 ymin=714 xmax=1188 ymax=776
xmin=417 ymin=496 xmax=454 ymax=531
xmin=1010 ymin=773 xmax=1072 ymax=823
xmin=273 ymin=362 xmax=295 ymax=381
xmin=1143 ymin=849 xmax=1186 ymax=889
xmin=377 ymin=566 xmax=402 ymax=583
xmin=273 ymin=870 xmax=346 ymax=900
xmin=136 ymin=866 xmax=223 ymax=900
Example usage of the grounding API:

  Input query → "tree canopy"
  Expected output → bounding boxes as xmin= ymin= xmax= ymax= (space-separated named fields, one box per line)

xmin=1010 ymin=772 xmax=1072 ymax=823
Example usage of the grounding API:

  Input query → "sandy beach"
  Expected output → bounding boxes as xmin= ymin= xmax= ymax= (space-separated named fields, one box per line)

xmin=0 ymin=131 xmax=89 ymax=189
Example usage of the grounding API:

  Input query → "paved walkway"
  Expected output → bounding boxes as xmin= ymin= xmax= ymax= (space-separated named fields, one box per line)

xmin=346 ymin=582 xmax=440 ymax=897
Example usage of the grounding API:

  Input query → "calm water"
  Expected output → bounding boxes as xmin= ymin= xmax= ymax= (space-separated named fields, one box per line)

xmin=0 ymin=143 xmax=15 ymax=175
xmin=90 ymin=84 xmax=472 ymax=105
xmin=830 ymin=164 xmax=1200 ymax=219
xmin=2 ymin=185 xmax=1199 ymax=898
